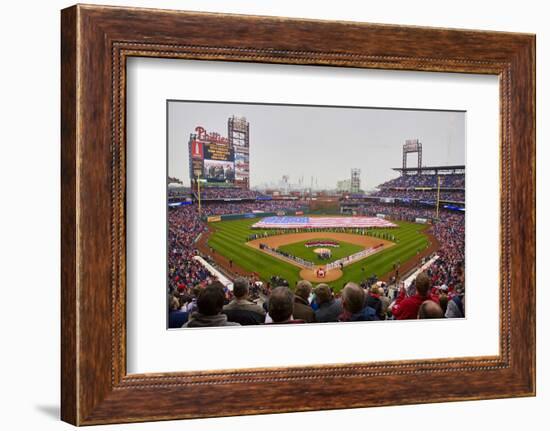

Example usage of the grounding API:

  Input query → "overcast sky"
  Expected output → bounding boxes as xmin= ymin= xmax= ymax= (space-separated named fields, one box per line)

xmin=168 ymin=101 xmax=465 ymax=190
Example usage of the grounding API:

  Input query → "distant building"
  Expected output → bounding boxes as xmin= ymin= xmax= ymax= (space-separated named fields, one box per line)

xmin=350 ymin=168 xmax=361 ymax=193
xmin=336 ymin=179 xmax=351 ymax=192
xmin=279 ymin=175 xmax=290 ymax=194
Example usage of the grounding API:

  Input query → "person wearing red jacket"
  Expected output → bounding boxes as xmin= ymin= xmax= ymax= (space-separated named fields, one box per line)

xmin=391 ymin=272 xmax=433 ymax=320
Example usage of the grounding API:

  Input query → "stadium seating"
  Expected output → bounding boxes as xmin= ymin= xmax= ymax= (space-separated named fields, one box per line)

xmin=168 ymin=180 xmax=465 ymax=326
xmin=377 ymin=173 xmax=465 ymax=189
xmin=368 ymin=173 xmax=465 ymax=203
xmin=194 ymin=187 xmax=267 ymax=200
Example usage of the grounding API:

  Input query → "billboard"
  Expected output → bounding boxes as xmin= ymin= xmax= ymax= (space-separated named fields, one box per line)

xmin=191 ymin=138 xmax=235 ymax=181
xmin=228 ymin=116 xmax=250 ymax=189
xmin=404 ymin=139 xmax=420 ymax=152
xmin=189 ymin=120 xmax=249 ymax=188
xmin=203 ymin=141 xmax=233 ymax=161
xmin=189 ymin=127 xmax=234 ymax=185
xmin=203 ymin=159 xmax=235 ymax=183
xmin=234 ymin=153 xmax=249 ymax=181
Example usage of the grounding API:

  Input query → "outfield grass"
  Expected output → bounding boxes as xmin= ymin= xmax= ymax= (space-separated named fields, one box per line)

xmin=277 ymin=239 xmax=364 ymax=265
xmin=207 ymin=217 xmax=429 ymax=291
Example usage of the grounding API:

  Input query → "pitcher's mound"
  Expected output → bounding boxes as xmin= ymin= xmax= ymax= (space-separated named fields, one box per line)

xmin=299 ymin=266 xmax=343 ymax=283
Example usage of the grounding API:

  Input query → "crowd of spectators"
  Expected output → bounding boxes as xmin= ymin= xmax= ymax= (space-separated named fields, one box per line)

xmin=168 ymin=205 xmax=211 ymax=295
xmin=426 ymin=212 xmax=465 ymax=318
xmin=200 ymin=199 xmax=306 ymax=216
xmin=194 ymin=187 xmax=267 ymax=200
xmin=356 ymin=202 xmax=438 ymax=221
xmin=168 ymin=187 xmax=193 ymax=204
xmin=168 ymin=186 xmax=192 ymax=197
xmin=365 ymin=173 xmax=465 ymax=203
xmin=369 ymin=189 xmax=465 ymax=202
xmin=357 ymin=201 xmax=465 ymax=313
xmin=167 ymin=197 xmax=309 ymax=324
xmin=168 ymin=185 xmax=465 ymax=328
xmin=377 ymin=173 xmax=465 ymax=189
xmin=169 ymin=268 xmax=463 ymax=328
xmin=387 ymin=209 xmax=465 ymax=319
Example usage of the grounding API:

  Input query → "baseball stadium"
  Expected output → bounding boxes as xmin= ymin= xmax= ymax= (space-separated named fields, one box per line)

xmin=168 ymin=111 xmax=465 ymax=328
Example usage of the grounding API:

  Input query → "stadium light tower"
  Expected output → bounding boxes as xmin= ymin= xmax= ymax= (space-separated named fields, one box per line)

xmin=350 ymin=168 xmax=361 ymax=193
xmin=402 ymin=139 xmax=423 ymax=175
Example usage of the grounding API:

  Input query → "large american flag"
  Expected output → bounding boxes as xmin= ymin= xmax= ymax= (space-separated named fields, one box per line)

xmin=252 ymin=216 xmax=396 ymax=229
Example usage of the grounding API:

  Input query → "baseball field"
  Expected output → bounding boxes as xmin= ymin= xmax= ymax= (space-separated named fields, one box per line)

xmin=205 ymin=216 xmax=432 ymax=291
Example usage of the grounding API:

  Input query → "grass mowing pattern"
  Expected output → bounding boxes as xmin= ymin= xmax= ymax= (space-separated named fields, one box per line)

xmin=277 ymin=239 xmax=364 ymax=265
xmin=207 ymin=217 xmax=429 ymax=291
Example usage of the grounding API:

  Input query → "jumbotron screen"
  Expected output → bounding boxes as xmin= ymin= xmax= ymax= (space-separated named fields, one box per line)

xmin=189 ymin=122 xmax=249 ymax=187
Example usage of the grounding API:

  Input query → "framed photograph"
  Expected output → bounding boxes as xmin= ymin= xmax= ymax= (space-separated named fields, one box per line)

xmin=61 ymin=4 xmax=535 ymax=425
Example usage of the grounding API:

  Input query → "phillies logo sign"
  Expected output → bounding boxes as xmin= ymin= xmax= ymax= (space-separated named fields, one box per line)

xmin=195 ymin=126 xmax=228 ymax=145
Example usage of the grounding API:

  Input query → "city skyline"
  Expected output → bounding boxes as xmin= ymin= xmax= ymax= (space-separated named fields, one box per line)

xmin=168 ymin=101 xmax=465 ymax=191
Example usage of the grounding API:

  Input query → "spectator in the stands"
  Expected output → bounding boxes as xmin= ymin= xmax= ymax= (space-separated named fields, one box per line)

xmin=373 ymin=172 xmax=465 ymax=190
xmin=391 ymin=272 xmax=432 ymax=320
xmin=168 ymin=295 xmax=189 ymax=328
xmin=268 ymin=286 xmax=304 ymax=324
xmin=445 ymin=288 xmax=465 ymax=318
xmin=340 ymin=283 xmax=379 ymax=322
xmin=365 ymin=285 xmax=384 ymax=319
xmin=439 ymin=293 xmax=449 ymax=315
xmin=223 ymin=277 xmax=265 ymax=325
xmin=418 ymin=300 xmax=445 ymax=319
xmin=314 ymin=284 xmax=343 ymax=323
xmin=377 ymin=284 xmax=391 ymax=319
xmin=183 ymin=282 xmax=241 ymax=327
xmin=292 ymin=280 xmax=316 ymax=323
xmin=181 ymin=285 xmax=201 ymax=314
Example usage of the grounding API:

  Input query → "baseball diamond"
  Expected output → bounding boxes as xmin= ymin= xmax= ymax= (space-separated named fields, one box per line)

xmin=205 ymin=217 xmax=430 ymax=288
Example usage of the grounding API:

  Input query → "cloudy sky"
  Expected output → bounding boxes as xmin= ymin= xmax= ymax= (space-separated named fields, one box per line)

xmin=168 ymin=101 xmax=465 ymax=191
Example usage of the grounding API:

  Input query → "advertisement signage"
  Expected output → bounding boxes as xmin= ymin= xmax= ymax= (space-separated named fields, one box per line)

xmin=404 ymin=139 xmax=420 ymax=152
xmin=203 ymin=141 xmax=233 ymax=162
xmin=189 ymin=121 xmax=249 ymax=187
xmin=203 ymin=159 xmax=235 ymax=183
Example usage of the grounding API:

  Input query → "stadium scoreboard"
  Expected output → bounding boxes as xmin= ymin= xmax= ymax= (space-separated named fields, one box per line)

xmin=188 ymin=117 xmax=250 ymax=188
